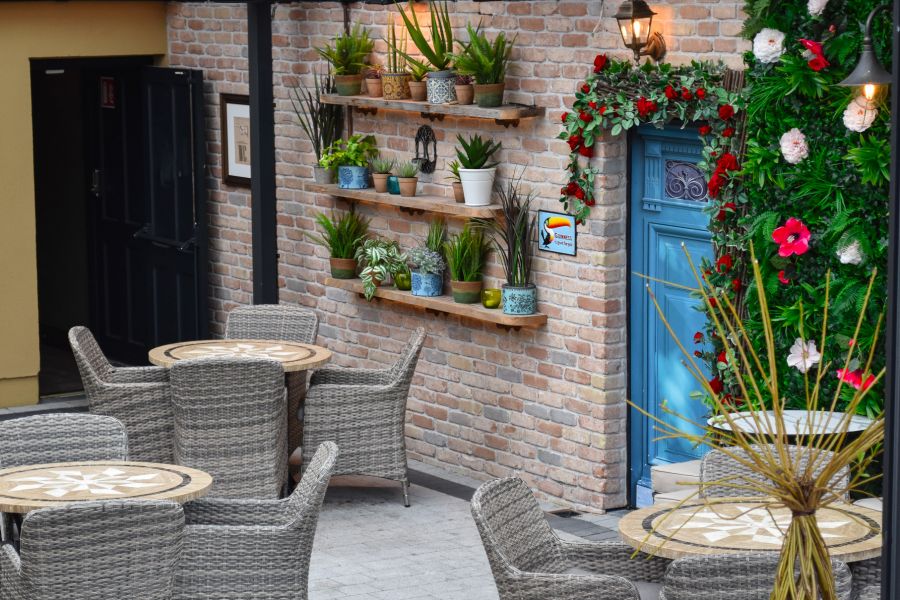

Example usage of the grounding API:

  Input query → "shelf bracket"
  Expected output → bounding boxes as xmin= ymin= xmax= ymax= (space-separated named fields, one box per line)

xmin=496 ymin=324 xmax=523 ymax=332
xmin=356 ymin=107 xmax=378 ymax=117
xmin=421 ymin=112 xmax=445 ymax=123
xmin=399 ymin=206 xmax=425 ymax=216
xmin=495 ymin=118 xmax=520 ymax=129
xmin=425 ymin=307 xmax=444 ymax=318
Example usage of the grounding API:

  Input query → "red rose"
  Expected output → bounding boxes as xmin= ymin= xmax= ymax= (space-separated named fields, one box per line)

xmin=694 ymin=350 xmax=703 ymax=358
xmin=717 ymin=350 xmax=728 ymax=364
xmin=778 ymin=270 xmax=790 ymax=285
xmin=636 ymin=97 xmax=658 ymax=118
xmin=693 ymin=332 xmax=704 ymax=343
xmin=808 ymin=56 xmax=829 ymax=71
xmin=716 ymin=254 xmax=733 ymax=273
xmin=717 ymin=152 xmax=739 ymax=172
xmin=566 ymin=181 xmax=579 ymax=195
xmin=707 ymin=171 xmax=726 ymax=198
xmin=732 ymin=278 xmax=742 ymax=292
xmin=722 ymin=127 xmax=735 ymax=138
xmin=718 ymin=104 xmax=734 ymax=120
xmin=600 ymin=105 xmax=607 ymax=115
xmin=696 ymin=88 xmax=706 ymax=99
xmin=579 ymin=112 xmax=592 ymax=123
xmin=581 ymin=83 xmax=590 ymax=94
xmin=716 ymin=202 xmax=735 ymax=220
xmin=585 ymin=198 xmax=596 ymax=206
xmin=664 ymin=85 xmax=677 ymax=100
xmin=567 ymin=134 xmax=582 ymax=150
xmin=699 ymin=124 xmax=712 ymax=136
xmin=709 ymin=377 xmax=724 ymax=395
xmin=561 ymin=112 xmax=569 ymax=123
xmin=588 ymin=101 xmax=598 ymax=110
xmin=708 ymin=296 xmax=718 ymax=308
xmin=593 ymin=54 xmax=609 ymax=73
xmin=574 ymin=187 xmax=585 ymax=200
xmin=578 ymin=144 xmax=594 ymax=158
xmin=681 ymin=87 xmax=693 ymax=100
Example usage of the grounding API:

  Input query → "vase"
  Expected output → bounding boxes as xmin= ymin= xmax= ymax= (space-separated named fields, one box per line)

xmin=387 ymin=175 xmax=401 ymax=195
xmin=373 ymin=173 xmax=390 ymax=193
xmin=334 ymin=74 xmax=363 ymax=96
xmin=398 ymin=177 xmax=418 ymax=197
xmin=329 ymin=257 xmax=357 ymax=279
xmin=426 ymin=70 xmax=456 ymax=104
xmin=394 ymin=271 xmax=411 ymax=291
xmin=313 ymin=166 xmax=334 ymax=185
xmin=337 ymin=166 xmax=369 ymax=189
xmin=473 ymin=82 xmax=505 ymax=108
xmin=502 ymin=283 xmax=536 ymax=315
xmin=451 ymin=181 xmax=465 ymax=203
xmin=411 ymin=272 xmax=443 ymax=297
xmin=481 ymin=288 xmax=501 ymax=309
xmin=451 ymin=280 xmax=482 ymax=304
xmin=408 ymin=81 xmax=427 ymax=101
xmin=366 ymin=78 xmax=382 ymax=98
xmin=454 ymin=84 xmax=474 ymax=105
xmin=458 ymin=167 xmax=496 ymax=206
xmin=382 ymin=72 xmax=411 ymax=100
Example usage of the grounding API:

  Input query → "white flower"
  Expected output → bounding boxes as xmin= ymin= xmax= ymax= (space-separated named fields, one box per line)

xmin=779 ymin=128 xmax=809 ymax=164
xmin=843 ymin=95 xmax=878 ymax=133
xmin=753 ymin=28 xmax=786 ymax=63
xmin=808 ymin=0 xmax=828 ymax=16
xmin=787 ymin=338 xmax=821 ymax=374
xmin=836 ymin=240 xmax=863 ymax=265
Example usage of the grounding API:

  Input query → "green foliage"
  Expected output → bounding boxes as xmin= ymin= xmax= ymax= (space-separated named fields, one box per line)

xmin=451 ymin=24 xmax=516 ymax=85
xmin=393 ymin=0 xmax=454 ymax=71
xmin=315 ymin=24 xmax=374 ymax=76
xmin=395 ymin=161 xmax=420 ymax=178
xmin=473 ymin=177 xmax=536 ymax=287
xmin=384 ymin=21 xmax=408 ymax=74
xmin=370 ymin=157 xmax=395 ymax=175
xmin=320 ymin=134 xmax=378 ymax=169
xmin=845 ymin=135 xmax=890 ymax=186
xmin=425 ymin=218 xmax=446 ymax=254
xmin=455 ymin=134 xmax=501 ymax=170
xmin=355 ymin=238 xmax=408 ymax=301
xmin=408 ymin=247 xmax=446 ymax=275
xmin=443 ymin=223 xmax=490 ymax=282
xmin=306 ymin=208 xmax=370 ymax=259
xmin=446 ymin=159 xmax=461 ymax=183
xmin=289 ymin=72 xmax=344 ymax=161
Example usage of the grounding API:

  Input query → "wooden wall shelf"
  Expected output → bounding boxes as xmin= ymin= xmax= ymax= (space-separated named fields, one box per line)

xmin=325 ymin=277 xmax=547 ymax=330
xmin=307 ymin=183 xmax=502 ymax=219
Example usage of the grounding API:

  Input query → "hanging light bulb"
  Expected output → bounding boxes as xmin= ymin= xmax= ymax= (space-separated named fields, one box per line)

xmin=838 ymin=5 xmax=892 ymax=100
xmin=863 ymin=83 xmax=877 ymax=101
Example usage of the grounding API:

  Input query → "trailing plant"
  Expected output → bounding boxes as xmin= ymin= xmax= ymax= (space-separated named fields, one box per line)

xmin=392 ymin=0 xmax=454 ymax=72
xmin=455 ymin=134 xmax=501 ymax=170
xmin=306 ymin=208 xmax=370 ymax=259
xmin=446 ymin=160 xmax=461 ymax=183
xmin=385 ymin=22 xmax=408 ymax=74
xmin=319 ymin=134 xmax=378 ymax=169
xmin=289 ymin=72 xmax=344 ymax=162
xmin=395 ymin=161 xmax=420 ymax=178
xmin=443 ymin=224 xmax=490 ymax=282
xmin=315 ymin=24 xmax=374 ymax=76
xmin=451 ymin=24 xmax=516 ymax=85
xmin=408 ymin=247 xmax=445 ymax=275
xmin=473 ymin=177 xmax=536 ymax=287
xmin=425 ymin=218 xmax=446 ymax=254
xmin=355 ymin=238 xmax=407 ymax=301
xmin=370 ymin=157 xmax=395 ymax=175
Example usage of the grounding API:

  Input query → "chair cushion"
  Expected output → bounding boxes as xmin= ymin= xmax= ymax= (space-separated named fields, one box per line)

xmin=564 ymin=567 xmax=662 ymax=599
xmin=651 ymin=460 xmax=701 ymax=494
xmin=854 ymin=497 xmax=882 ymax=512
xmin=653 ymin=488 xmax=696 ymax=504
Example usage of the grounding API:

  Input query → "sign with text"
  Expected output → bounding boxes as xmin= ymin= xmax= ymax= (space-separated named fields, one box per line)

xmin=537 ymin=210 xmax=577 ymax=256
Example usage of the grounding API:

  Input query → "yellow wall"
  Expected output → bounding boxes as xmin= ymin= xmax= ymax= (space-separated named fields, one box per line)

xmin=0 ymin=2 xmax=167 ymax=407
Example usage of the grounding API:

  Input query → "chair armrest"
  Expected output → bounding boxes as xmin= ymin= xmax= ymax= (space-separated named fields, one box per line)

xmin=310 ymin=367 xmax=391 ymax=387
xmin=184 ymin=497 xmax=289 ymax=527
xmin=1 ymin=543 xmax=23 ymax=599
xmin=508 ymin=572 xmax=641 ymax=600
xmin=108 ymin=366 xmax=169 ymax=384
xmin=305 ymin=383 xmax=397 ymax=406
xmin=559 ymin=540 xmax=669 ymax=583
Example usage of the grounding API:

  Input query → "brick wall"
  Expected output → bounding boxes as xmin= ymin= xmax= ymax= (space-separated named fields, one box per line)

xmin=167 ymin=0 xmax=748 ymax=512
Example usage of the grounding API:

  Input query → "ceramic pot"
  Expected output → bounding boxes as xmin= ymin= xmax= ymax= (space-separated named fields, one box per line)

xmin=412 ymin=272 xmax=443 ymax=297
xmin=338 ymin=166 xmax=369 ymax=189
xmin=426 ymin=70 xmax=457 ymax=104
xmin=365 ymin=78 xmax=383 ymax=98
xmin=313 ymin=166 xmax=334 ymax=185
xmin=473 ymin=82 xmax=505 ymax=108
xmin=394 ymin=271 xmax=412 ymax=291
xmin=329 ymin=257 xmax=357 ymax=279
xmin=481 ymin=288 xmax=501 ymax=309
xmin=408 ymin=81 xmax=427 ymax=101
xmin=334 ymin=74 xmax=363 ymax=96
xmin=382 ymin=72 xmax=411 ymax=100
xmin=451 ymin=181 xmax=465 ymax=203
xmin=451 ymin=280 xmax=482 ymax=304
xmin=458 ymin=167 xmax=496 ymax=206
xmin=455 ymin=84 xmax=474 ymax=105
xmin=387 ymin=175 xmax=401 ymax=195
xmin=372 ymin=173 xmax=390 ymax=193
xmin=398 ymin=177 xmax=418 ymax=197
xmin=501 ymin=283 xmax=536 ymax=315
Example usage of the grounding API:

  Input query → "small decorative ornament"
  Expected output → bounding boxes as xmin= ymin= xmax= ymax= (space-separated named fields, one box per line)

xmin=779 ymin=128 xmax=809 ymax=164
xmin=836 ymin=239 xmax=864 ymax=265
xmin=808 ymin=0 xmax=828 ymax=16
xmin=843 ymin=95 xmax=878 ymax=133
xmin=787 ymin=338 xmax=821 ymax=373
xmin=753 ymin=28 xmax=786 ymax=63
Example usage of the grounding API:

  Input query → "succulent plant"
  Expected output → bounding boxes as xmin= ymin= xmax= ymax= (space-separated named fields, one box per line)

xmin=395 ymin=160 xmax=420 ymax=179
xmin=408 ymin=247 xmax=446 ymax=275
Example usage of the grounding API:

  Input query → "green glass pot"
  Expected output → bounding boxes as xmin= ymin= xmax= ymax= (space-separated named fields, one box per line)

xmin=481 ymin=288 xmax=501 ymax=309
xmin=394 ymin=271 xmax=412 ymax=291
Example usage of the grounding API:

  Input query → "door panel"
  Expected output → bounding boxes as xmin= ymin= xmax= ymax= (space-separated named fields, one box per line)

xmin=630 ymin=126 xmax=713 ymax=506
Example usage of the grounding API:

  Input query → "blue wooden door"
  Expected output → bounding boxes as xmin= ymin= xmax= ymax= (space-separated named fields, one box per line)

xmin=629 ymin=126 xmax=713 ymax=506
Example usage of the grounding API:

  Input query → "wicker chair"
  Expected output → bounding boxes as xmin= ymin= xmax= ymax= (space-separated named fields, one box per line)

xmin=225 ymin=304 xmax=319 ymax=459
xmin=854 ymin=585 xmax=881 ymax=600
xmin=471 ymin=477 xmax=669 ymax=600
xmin=660 ymin=553 xmax=853 ymax=600
xmin=302 ymin=327 xmax=425 ymax=506
xmin=170 ymin=357 xmax=288 ymax=499
xmin=68 ymin=326 xmax=174 ymax=463
xmin=0 ymin=500 xmax=184 ymax=600
xmin=174 ymin=441 xmax=338 ymax=600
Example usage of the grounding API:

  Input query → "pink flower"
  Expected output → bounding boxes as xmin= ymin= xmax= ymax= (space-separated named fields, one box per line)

xmin=772 ymin=218 xmax=811 ymax=257
xmin=778 ymin=270 xmax=791 ymax=285
xmin=800 ymin=38 xmax=830 ymax=71
xmin=836 ymin=369 xmax=875 ymax=391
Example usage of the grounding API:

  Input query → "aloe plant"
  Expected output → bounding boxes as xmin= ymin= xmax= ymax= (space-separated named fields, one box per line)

xmin=392 ymin=0 xmax=454 ymax=72
xmin=455 ymin=134 xmax=502 ymax=170
xmin=315 ymin=24 xmax=374 ymax=75
xmin=306 ymin=208 xmax=370 ymax=259
xmin=451 ymin=24 xmax=516 ymax=85
xmin=443 ymin=223 xmax=490 ymax=282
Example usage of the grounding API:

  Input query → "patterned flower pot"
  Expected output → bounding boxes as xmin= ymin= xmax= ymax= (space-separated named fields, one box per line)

xmin=451 ymin=280 xmax=482 ymax=304
xmin=459 ymin=167 xmax=496 ymax=206
xmin=502 ymin=283 xmax=536 ymax=315
xmin=455 ymin=84 xmax=474 ymax=105
xmin=329 ymin=257 xmax=357 ymax=279
xmin=387 ymin=175 xmax=401 ymax=195
xmin=408 ymin=81 xmax=427 ymax=101
xmin=372 ymin=173 xmax=390 ymax=193
xmin=334 ymin=74 xmax=363 ymax=96
xmin=382 ymin=72 xmax=411 ymax=100
xmin=451 ymin=181 xmax=465 ymax=203
xmin=426 ymin=70 xmax=457 ymax=104
xmin=394 ymin=271 xmax=411 ymax=291
xmin=398 ymin=177 xmax=418 ymax=197
xmin=338 ymin=166 xmax=369 ymax=189
xmin=313 ymin=166 xmax=333 ymax=184
xmin=365 ymin=78 xmax=382 ymax=98
xmin=411 ymin=272 xmax=443 ymax=297
xmin=474 ymin=82 xmax=505 ymax=108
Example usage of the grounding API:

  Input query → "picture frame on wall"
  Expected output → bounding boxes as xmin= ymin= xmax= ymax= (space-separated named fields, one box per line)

xmin=537 ymin=210 xmax=577 ymax=256
xmin=220 ymin=93 xmax=251 ymax=187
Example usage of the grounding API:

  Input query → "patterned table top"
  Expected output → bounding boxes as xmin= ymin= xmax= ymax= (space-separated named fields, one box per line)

xmin=0 ymin=461 xmax=212 ymax=513
xmin=708 ymin=410 xmax=873 ymax=435
xmin=148 ymin=339 xmax=332 ymax=372
xmin=619 ymin=499 xmax=882 ymax=562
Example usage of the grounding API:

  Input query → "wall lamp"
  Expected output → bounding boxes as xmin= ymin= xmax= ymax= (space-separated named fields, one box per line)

xmin=838 ymin=4 xmax=892 ymax=100
xmin=614 ymin=0 xmax=666 ymax=63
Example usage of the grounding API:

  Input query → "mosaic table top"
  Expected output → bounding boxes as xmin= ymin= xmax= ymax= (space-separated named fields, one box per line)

xmin=149 ymin=339 xmax=332 ymax=372
xmin=0 ymin=461 xmax=212 ymax=513
xmin=619 ymin=499 xmax=882 ymax=562
xmin=708 ymin=410 xmax=873 ymax=435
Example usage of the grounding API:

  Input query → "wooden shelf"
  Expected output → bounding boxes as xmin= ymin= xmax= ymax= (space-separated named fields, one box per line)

xmin=325 ymin=277 xmax=547 ymax=330
xmin=307 ymin=183 xmax=502 ymax=219
xmin=320 ymin=94 xmax=544 ymax=127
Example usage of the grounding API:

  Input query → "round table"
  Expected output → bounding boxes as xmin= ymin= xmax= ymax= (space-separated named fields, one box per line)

xmin=708 ymin=410 xmax=873 ymax=437
xmin=0 ymin=461 xmax=212 ymax=514
xmin=619 ymin=499 xmax=882 ymax=563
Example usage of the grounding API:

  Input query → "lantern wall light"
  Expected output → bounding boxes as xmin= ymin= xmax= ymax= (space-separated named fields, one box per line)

xmin=838 ymin=3 xmax=892 ymax=100
xmin=614 ymin=0 xmax=666 ymax=63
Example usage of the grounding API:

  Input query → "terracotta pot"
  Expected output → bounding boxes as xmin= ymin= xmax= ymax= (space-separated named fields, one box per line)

xmin=382 ymin=72 xmax=411 ymax=100
xmin=329 ymin=257 xmax=357 ymax=279
xmin=454 ymin=84 xmax=475 ymax=105
xmin=451 ymin=181 xmax=465 ymax=203
xmin=313 ymin=166 xmax=333 ymax=185
xmin=398 ymin=177 xmax=418 ymax=197
xmin=372 ymin=173 xmax=390 ymax=193
xmin=334 ymin=74 xmax=363 ymax=96
xmin=408 ymin=81 xmax=427 ymax=102
xmin=473 ymin=82 xmax=505 ymax=108
xmin=365 ymin=78 xmax=383 ymax=98
xmin=451 ymin=280 xmax=482 ymax=304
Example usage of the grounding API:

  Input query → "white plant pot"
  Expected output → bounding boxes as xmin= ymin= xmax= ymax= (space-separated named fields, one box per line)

xmin=459 ymin=167 xmax=496 ymax=206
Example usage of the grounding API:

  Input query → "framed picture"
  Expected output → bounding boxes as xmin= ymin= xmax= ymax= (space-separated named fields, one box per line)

xmin=220 ymin=93 xmax=251 ymax=187
xmin=537 ymin=210 xmax=577 ymax=256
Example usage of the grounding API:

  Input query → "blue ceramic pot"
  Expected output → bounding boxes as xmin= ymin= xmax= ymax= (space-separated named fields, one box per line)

xmin=338 ymin=166 xmax=370 ymax=189
xmin=387 ymin=175 xmax=401 ymax=195
xmin=411 ymin=272 xmax=443 ymax=297
xmin=502 ymin=284 xmax=536 ymax=315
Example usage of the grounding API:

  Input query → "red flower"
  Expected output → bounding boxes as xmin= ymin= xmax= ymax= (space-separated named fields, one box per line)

xmin=681 ymin=87 xmax=693 ymax=100
xmin=778 ymin=270 xmax=790 ymax=285
xmin=808 ymin=56 xmax=829 ymax=71
xmin=664 ymin=85 xmax=677 ymax=100
xmin=716 ymin=254 xmax=733 ymax=273
xmin=699 ymin=125 xmax=712 ymax=136
xmin=693 ymin=332 xmax=704 ymax=344
xmin=600 ymin=105 xmax=607 ymax=115
xmin=578 ymin=144 xmax=594 ymax=158
xmin=636 ymin=97 xmax=658 ymax=118
xmin=717 ymin=350 xmax=728 ymax=364
xmin=772 ymin=217 xmax=811 ymax=257
xmin=574 ymin=187 xmax=585 ymax=200
xmin=722 ymin=127 xmax=735 ymax=138
xmin=707 ymin=171 xmax=726 ymax=198
xmin=567 ymin=134 xmax=582 ymax=151
xmin=565 ymin=181 xmax=579 ymax=195
xmin=585 ymin=198 xmax=596 ymax=207
xmin=836 ymin=368 xmax=874 ymax=390
xmin=588 ymin=101 xmax=599 ymax=110
xmin=561 ymin=112 xmax=569 ymax=123
xmin=717 ymin=152 xmax=739 ymax=172
xmin=694 ymin=350 xmax=703 ymax=358
xmin=708 ymin=296 xmax=718 ymax=308
xmin=709 ymin=377 xmax=724 ymax=395
xmin=732 ymin=278 xmax=742 ymax=292
xmin=715 ymin=201 xmax=737 ymax=221
xmin=579 ymin=112 xmax=593 ymax=123
xmin=593 ymin=54 xmax=609 ymax=73
xmin=800 ymin=39 xmax=830 ymax=71
xmin=718 ymin=104 xmax=735 ymax=120
xmin=695 ymin=88 xmax=706 ymax=99
xmin=581 ymin=83 xmax=590 ymax=94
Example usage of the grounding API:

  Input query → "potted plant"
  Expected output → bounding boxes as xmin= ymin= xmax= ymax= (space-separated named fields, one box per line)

xmin=408 ymin=248 xmax=446 ymax=297
xmin=394 ymin=265 xmax=412 ymax=290
xmin=320 ymin=134 xmax=378 ymax=189
xmin=451 ymin=24 xmax=515 ymax=108
xmin=443 ymin=223 xmax=490 ymax=303
xmin=455 ymin=134 xmax=501 ymax=207
xmin=382 ymin=22 xmax=411 ymax=100
xmin=370 ymin=158 xmax=394 ymax=193
xmin=289 ymin=72 xmax=344 ymax=185
xmin=307 ymin=208 xmax=370 ymax=279
xmin=315 ymin=24 xmax=374 ymax=96
xmin=355 ymin=238 xmax=407 ymax=301
xmin=454 ymin=74 xmax=474 ymax=105
xmin=395 ymin=161 xmax=419 ymax=197
xmin=407 ymin=62 xmax=429 ymax=101
xmin=364 ymin=64 xmax=384 ymax=97
xmin=393 ymin=0 xmax=455 ymax=104
xmin=446 ymin=160 xmax=464 ymax=203
xmin=473 ymin=178 xmax=536 ymax=315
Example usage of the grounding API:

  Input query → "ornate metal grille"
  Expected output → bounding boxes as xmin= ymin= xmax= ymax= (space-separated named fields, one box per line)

xmin=664 ymin=160 xmax=707 ymax=202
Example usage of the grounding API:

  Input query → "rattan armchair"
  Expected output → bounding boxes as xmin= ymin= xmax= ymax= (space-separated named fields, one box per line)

xmin=471 ymin=477 xmax=668 ymax=600
xmin=302 ymin=327 xmax=425 ymax=506
xmin=170 ymin=357 xmax=287 ymax=499
xmin=0 ymin=500 xmax=184 ymax=600
xmin=174 ymin=441 xmax=338 ymax=600
xmin=68 ymin=326 xmax=174 ymax=463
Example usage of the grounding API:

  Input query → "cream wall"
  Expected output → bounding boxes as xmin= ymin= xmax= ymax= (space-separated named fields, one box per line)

xmin=0 ymin=1 xmax=167 ymax=407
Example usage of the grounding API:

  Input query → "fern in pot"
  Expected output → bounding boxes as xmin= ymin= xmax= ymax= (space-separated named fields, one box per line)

xmin=455 ymin=134 xmax=501 ymax=207
xmin=355 ymin=238 xmax=407 ymax=301
xmin=289 ymin=72 xmax=344 ymax=185
xmin=307 ymin=208 xmax=370 ymax=279
xmin=443 ymin=223 xmax=490 ymax=303
xmin=451 ymin=24 xmax=515 ymax=108
xmin=315 ymin=24 xmax=374 ymax=96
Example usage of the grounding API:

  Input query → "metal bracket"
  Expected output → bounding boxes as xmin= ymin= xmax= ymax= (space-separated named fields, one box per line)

xmin=413 ymin=125 xmax=437 ymax=174
xmin=356 ymin=106 xmax=378 ymax=116
xmin=425 ymin=308 xmax=444 ymax=318
xmin=399 ymin=206 xmax=426 ymax=216
xmin=421 ymin=112 xmax=445 ymax=122
xmin=495 ymin=119 xmax=520 ymax=129
xmin=496 ymin=324 xmax=522 ymax=332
